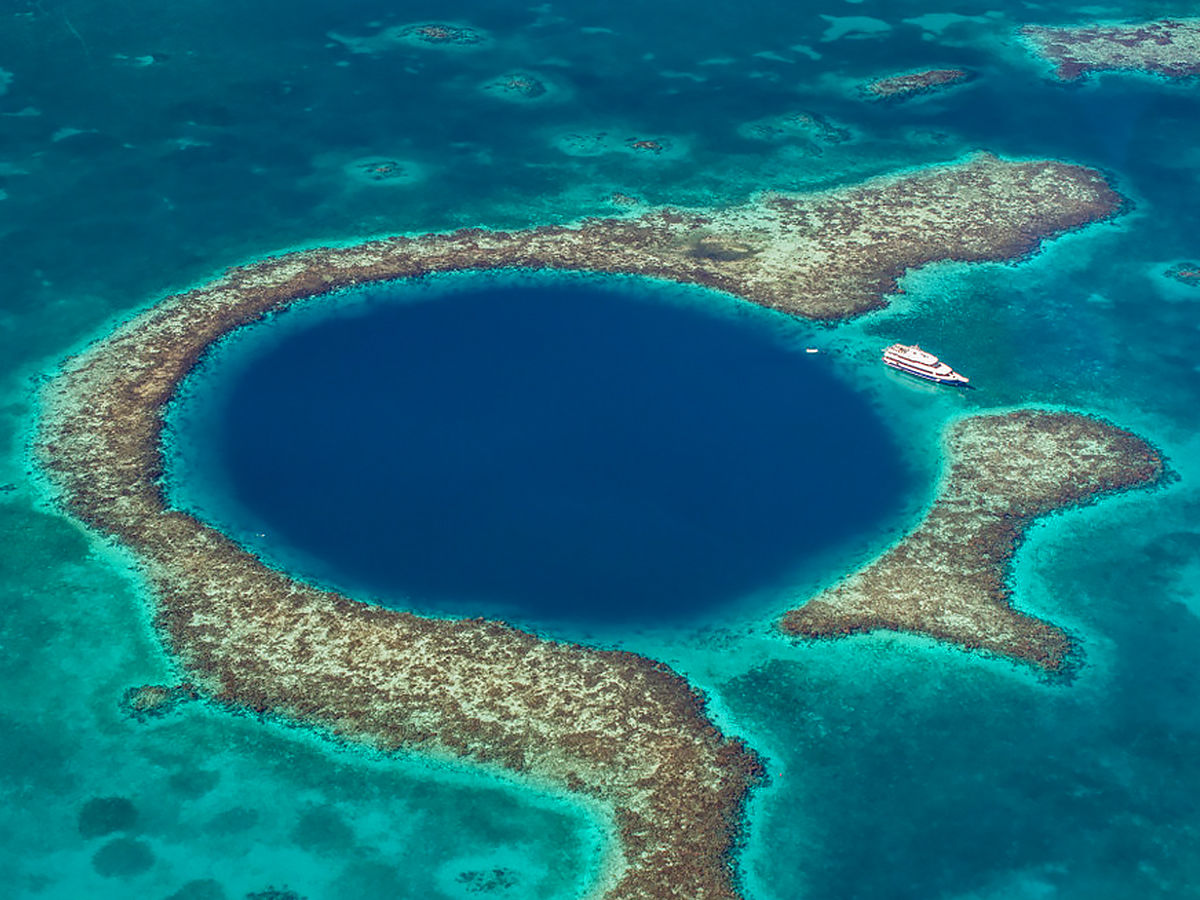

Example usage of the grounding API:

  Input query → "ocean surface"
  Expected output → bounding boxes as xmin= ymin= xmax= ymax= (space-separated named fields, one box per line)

xmin=3 ymin=1 xmax=1200 ymax=898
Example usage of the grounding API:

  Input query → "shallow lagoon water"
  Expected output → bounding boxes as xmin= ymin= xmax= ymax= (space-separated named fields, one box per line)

xmin=5 ymin=0 xmax=1200 ymax=897
xmin=168 ymin=272 xmax=917 ymax=630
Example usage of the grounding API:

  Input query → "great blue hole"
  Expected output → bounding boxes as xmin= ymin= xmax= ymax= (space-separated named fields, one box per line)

xmin=166 ymin=271 xmax=916 ymax=629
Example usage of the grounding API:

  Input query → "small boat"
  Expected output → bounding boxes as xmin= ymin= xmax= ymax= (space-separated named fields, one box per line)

xmin=882 ymin=343 xmax=969 ymax=386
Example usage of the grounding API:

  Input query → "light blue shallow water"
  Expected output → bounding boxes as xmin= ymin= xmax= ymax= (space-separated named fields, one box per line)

xmin=3 ymin=1 xmax=1200 ymax=898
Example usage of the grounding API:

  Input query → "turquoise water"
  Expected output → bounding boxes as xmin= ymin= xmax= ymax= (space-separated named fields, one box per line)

xmin=4 ymin=1 xmax=1200 ymax=898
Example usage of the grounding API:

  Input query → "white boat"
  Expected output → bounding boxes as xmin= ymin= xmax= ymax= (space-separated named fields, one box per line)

xmin=882 ymin=343 xmax=969 ymax=386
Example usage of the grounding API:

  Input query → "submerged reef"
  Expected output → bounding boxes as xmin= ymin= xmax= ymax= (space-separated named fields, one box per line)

xmin=245 ymin=888 xmax=304 ymax=900
xmin=38 ymin=156 xmax=1123 ymax=898
xmin=340 ymin=157 xmax=428 ymax=189
xmin=865 ymin=69 xmax=971 ymax=99
xmin=781 ymin=411 xmax=1163 ymax=673
xmin=120 ymin=682 xmax=199 ymax=721
xmin=1021 ymin=19 xmax=1200 ymax=80
xmin=481 ymin=72 xmax=552 ymax=102
xmin=552 ymin=130 xmax=686 ymax=161
xmin=328 ymin=21 xmax=489 ymax=55
xmin=1165 ymin=262 xmax=1200 ymax=287
xmin=401 ymin=23 xmax=485 ymax=46
xmin=737 ymin=110 xmax=853 ymax=145
xmin=78 ymin=796 xmax=139 ymax=838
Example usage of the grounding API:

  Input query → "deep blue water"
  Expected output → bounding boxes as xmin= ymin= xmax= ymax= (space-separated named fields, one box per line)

xmin=171 ymin=276 xmax=915 ymax=627
xmin=5 ymin=1 xmax=1200 ymax=898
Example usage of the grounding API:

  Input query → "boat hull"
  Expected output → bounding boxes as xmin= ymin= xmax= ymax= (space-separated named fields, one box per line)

xmin=883 ymin=359 xmax=969 ymax=386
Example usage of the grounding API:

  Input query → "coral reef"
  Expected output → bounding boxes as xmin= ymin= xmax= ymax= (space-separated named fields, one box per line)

xmin=245 ymin=889 xmax=305 ymax=900
xmin=328 ymin=22 xmax=489 ymax=56
xmin=1165 ymin=262 xmax=1200 ymax=287
xmin=120 ymin=682 xmax=199 ymax=721
xmin=37 ymin=156 xmax=1124 ymax=898
xmin=737 ymin=110 xmax=852 ymax=145
xmin=353 ymin=160 xmax=410 ymax=182
xmin=781 ymin=411 xmax=1164 ymax=672
xmin=1021 ymin=19 xmax=1200 ymax=80
xmin=455 ymin=868 xmax=520 ymax=892
xmin=626 ymin=138 xmax=664 ymax=153
xmin=401 ymin=23 xmax=485 ymax=47
xmin=551 ymin=130 xmax=685 ymax=160
xmin=865 ymin=68 xmax=971 ymax=99
xmin=341 ymin=157 xmax=425 ymax=188
xmin=482 ymin=72 xmax=550 ymax=101
xmin=608 ymin=192 xmax=641 ymax=207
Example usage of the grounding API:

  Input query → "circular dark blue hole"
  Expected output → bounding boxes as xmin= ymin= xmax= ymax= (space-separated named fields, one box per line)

xmin=169 ymin=273 xmax=915 ymax=628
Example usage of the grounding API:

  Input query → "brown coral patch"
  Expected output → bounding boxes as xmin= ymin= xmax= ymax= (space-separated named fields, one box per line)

xmin=866 ymin=68 xmax=971 ymax=99
xmin=403 ymin=23 xmax=484 ymax=46
xmin=1021 ymin=20 xmax=1200 ymax=81
xmin=781 ymin=411 xmax=1164 ymax=672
